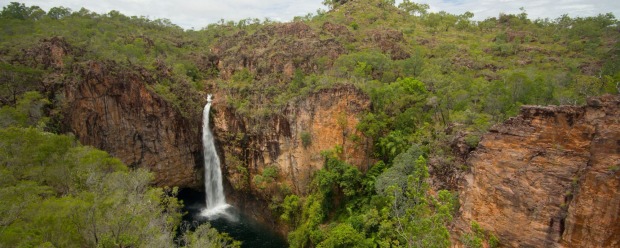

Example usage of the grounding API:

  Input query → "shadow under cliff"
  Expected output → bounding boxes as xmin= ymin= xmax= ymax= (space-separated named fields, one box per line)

xmin=177 ymin=188 xmax=288 ymax=248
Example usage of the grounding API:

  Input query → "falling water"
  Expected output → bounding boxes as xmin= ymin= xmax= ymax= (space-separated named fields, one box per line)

xmin=201 ymin=94 xmax=230 ymax=218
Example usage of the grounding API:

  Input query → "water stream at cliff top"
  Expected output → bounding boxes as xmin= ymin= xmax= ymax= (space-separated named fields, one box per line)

xmin=201 ymin=94 xmax=232 ymax=219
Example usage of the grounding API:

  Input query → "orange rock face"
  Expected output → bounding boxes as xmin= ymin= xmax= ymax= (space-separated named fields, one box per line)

xmin=211 ymin=85 xmax=370 ymax=228
xmin=213 ymin=85 xmax=370 ymax=195
xmin=278 ymin=85 xmax=371 ymax=194
xmin=459 ymin=95 xmax=620 ymax=247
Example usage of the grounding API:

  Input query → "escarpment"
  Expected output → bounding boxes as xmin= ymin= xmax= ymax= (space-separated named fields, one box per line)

xmin=62 ymin=61 xmax=203 ymax=188
xmin=211 ymin=84 xmax=371 ymax=224
xmin=459 ymin=94 xmax=620 ymax=247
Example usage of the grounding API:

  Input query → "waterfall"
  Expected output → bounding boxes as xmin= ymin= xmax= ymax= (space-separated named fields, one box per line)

xmin=201 ymin=94 xmax=230 ymax=218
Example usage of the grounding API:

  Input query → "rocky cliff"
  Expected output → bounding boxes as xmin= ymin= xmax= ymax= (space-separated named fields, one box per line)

xmin=211 ymin=84 xmax=370 ymax=225
xmin=458 ymin=94 xmax=620 ymax=247
xmin=62 ymin=61 xmax=203 ymax=188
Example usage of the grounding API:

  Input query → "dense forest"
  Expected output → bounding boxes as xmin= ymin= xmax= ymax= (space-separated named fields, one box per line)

xmin=1 ymin=0 xmax=618 ymax=247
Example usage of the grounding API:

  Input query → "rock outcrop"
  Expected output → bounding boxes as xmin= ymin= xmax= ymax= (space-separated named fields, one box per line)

xmin=211 ymin=22 xmax=346 ymax=79
xmin=62 ymin=61 xmax=203 ymax=188
xmin=364 ymin=28 xmax=410 ymax=60
xmin=211 ymin=84 xmax=370 ymax=226
xmin=458 ymin=94 xmax=620 ymax=247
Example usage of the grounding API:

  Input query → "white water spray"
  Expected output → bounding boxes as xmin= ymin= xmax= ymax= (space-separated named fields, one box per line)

xmin=201 ymin=94 xmax=232 ymax=219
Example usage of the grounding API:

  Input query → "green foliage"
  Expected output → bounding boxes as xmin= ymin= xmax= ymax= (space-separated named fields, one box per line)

xmin=224 ymin=150 xmax=250 ymax=191
xmin=460 ymin=221 xmax=500 ymax=248
xmin=334 ymin=51 xmax=392 ymax=81
xmin=316 ymin=223 xmax=373 ymax=248
xmin=464 ymin=134 xmax=481 ymax=148
xmin=359 ymin=77 xmax=430 ymax=161
xmin=253 ymin=165 xmax=280 ymax=190
xmin=288 ymin=193 xmax=327 ymax=248
xmin=0 ymin=91 xmax=49 ymax=129
xmin=280 ymin=194 xmax=301 ymax=225
xmin=1 ymin=3 xmax=618 ymax=247
xmin=0 ymin=2 xmax=44 ymax=20
xmin=301 ymin=131 xmax=312 ymax=148
xmin=47 ymin=6 xmax=72 ymax=20
xmin=317 ymin=152 xmax=363 ymax=197
xmin=1 ymin=2 xmax=615 ymax=140
xmin=289 ymin=145 xmax=456 ymax=247
xmin=375 ymin=147 xmax=454 ymax=247
xmin=375 ymin=146 xmax=426 ymax=200
xmin=399 ymin=0 xmax=429 ymax=16
xmin=377 ymin=130 xmax=409 ymax=161
xmin=179 ymin=223 xmax=242 ymax=248
xmin=0 ymin=127 xmax=235 ymax=247
xmin=0 ymin=63 xmax=44 ymax=106
xmin=361 ymin=161 xmax=387 ymax=194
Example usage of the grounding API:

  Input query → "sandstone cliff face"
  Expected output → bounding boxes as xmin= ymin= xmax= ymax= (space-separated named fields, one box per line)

xmin=62 ymin=61 xmax=203 ymax=188
xmin=459 ymin=94 xmax=620 ymax=247
xmin=211 ymin=85 xmax=370 ymax=222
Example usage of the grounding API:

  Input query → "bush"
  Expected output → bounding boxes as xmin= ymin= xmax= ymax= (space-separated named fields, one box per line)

xmin=0 ymin=127 xmax=185 ymax=247
xmin=301 ymin=131 xmax=312 ymax=148
xmin=464 ymin=134 xmax=481 ymax=148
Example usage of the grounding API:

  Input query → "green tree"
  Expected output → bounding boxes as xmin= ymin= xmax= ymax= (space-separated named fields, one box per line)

xmin=0 ymin=2 xmax=44 ymax=20
xmin=281 ymin=194 xmax=301 ymax=225
xmin=179 ymin=223 xmax=242 ymax=248
xmin=0 ymin=91 xmax=49 ymax=128
xmin=316 ymin=223 xmax=373 ymax=248
xmin=375 ymin=146 xmax=455 ymax=247
xmin=398 ymin=0 xmax=429 ymax=17
xmin=0 ymin=127 xmax=234 ymax=247
xmin=0 ymin=63 xmax=44 ymax=106
xmin=47 ymin=6 xmax=72 ymax=20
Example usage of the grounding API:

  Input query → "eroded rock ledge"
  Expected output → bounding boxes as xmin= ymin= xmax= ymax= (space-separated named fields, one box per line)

xmin=459 ymin=94 xmax=619 ymax=247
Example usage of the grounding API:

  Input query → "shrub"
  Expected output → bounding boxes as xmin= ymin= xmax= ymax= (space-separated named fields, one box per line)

xmin=301 ymin=131 xmax=312 ymax=148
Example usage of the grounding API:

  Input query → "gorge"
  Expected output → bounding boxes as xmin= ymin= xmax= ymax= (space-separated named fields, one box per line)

xmin=179 ymin=94 xmax=288 ymax=247
xmin=1 ymin=1 xmax=619 ymax=247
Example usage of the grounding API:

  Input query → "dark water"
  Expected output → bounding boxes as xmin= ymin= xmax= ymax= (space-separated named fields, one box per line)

xmin=177 ymin=189 xmax=288 ymax=248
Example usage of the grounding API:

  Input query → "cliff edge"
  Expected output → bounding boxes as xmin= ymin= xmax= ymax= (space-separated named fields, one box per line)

xmin=63 ymin=61 xmax=203 ymax=188
xmin=459 ymin=94 xmax=619 ymax=247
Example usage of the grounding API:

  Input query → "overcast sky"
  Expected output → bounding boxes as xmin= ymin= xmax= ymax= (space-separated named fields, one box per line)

xmin=4 ymin=0 xmax=620 ymax=29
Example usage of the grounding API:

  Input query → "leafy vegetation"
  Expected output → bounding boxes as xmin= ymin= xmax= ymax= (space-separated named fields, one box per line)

xmin=1 ymin=0 xmax=618 ymax=247
xmin=285 ymin=146 xmax=457 ymax=247
xmin=0 ymin=93 xmax=238 ymax=247
xmin=459 ymin=221 xmax=500 ymax=248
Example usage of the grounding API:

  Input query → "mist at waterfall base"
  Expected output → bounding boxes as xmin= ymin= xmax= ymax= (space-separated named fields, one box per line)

xmin=188 ymin=95 xmax=286 ymax=248
xmin=178 ymin=189 xmax=287 ymax=248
